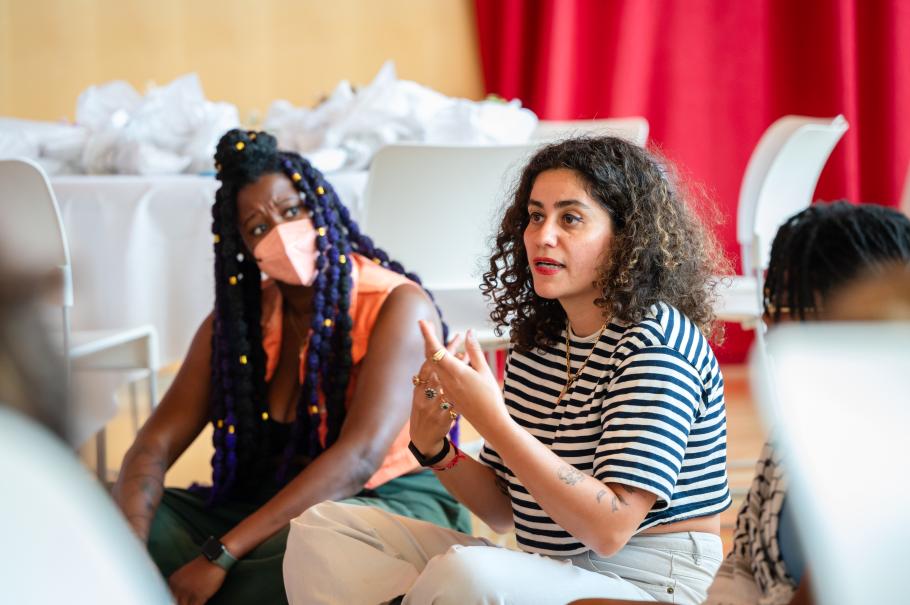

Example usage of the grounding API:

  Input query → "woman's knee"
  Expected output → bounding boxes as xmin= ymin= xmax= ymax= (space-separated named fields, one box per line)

xmin=408 ymin=546 xmax=505 ymax=603
xmin=287 ymin=501 xmax=376 ymax=560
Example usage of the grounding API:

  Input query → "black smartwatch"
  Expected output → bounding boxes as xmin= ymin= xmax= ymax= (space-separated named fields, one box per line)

xmin=201 ymin=536 xmax=238 ymax=571
xmin=408 ymin=438 xmax=450 ymax=467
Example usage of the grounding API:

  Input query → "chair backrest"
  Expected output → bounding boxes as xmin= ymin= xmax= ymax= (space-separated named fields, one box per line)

xmin=0 ymin=158 xmax=72 ymax=307
xmin=361 ymin=144 xmax=537 ymax=335
xmin=0 ymin=406 xmax=173 ymax=604
xmin=737 ymin=115 xmax=848 ymax=275
xmin=531 ymin=117 xmax=649 ymax=147
xmin=751 ymin=323 xmax=910 ymax=605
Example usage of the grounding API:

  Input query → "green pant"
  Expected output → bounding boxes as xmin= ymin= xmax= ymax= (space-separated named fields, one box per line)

xmin=148 ymin=471 xmax=470 ymax=605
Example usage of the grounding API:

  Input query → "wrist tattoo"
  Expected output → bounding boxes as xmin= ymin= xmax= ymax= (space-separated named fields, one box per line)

xmin=557 ymin=464 xmax=583 ymax=486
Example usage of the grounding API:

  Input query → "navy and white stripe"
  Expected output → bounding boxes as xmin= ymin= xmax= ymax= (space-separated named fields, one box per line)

xmin=480 ymin=302 xmax=731 ymax=556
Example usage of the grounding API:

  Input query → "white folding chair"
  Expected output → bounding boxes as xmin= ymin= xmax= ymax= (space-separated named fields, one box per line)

xmin=361 ymin=143 xmax=538 ymax=350
xmin=531 ymin=117 xmax=649 ymax=146
xmin=0 ymin=158 xmax=158 ymax=481
xmin=0 ymin=406 xmax=172 ymax=604
xmin=714 ymin=115 xmax=849 ymax=328
xmin=751 ymin=323 xmax=910 ymax=605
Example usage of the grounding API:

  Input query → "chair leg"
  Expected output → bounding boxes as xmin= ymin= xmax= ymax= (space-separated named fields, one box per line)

xmin=148 ymin=367 xmax=158 ymax=419
xmin=95 ymin=427 xmax=108 ymax=484
xmin=129 ymin=380 xmax=140 ymax=435
xmin=146 ymin=333 xmax=158 ymax=414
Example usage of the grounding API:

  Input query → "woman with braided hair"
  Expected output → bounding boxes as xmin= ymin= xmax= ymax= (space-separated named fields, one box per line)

xmin=700 ymin=200 xmax=910 ymax=605
xmin=113 ymin=129 xmax=469 ymax=605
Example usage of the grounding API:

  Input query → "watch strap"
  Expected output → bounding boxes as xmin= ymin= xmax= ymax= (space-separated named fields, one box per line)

xmin=201 ymin=536 xmax=238 ymax=571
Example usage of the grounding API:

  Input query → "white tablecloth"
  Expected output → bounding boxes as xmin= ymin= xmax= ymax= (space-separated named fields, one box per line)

xmin=53 ymin=171 xmax=369 ymax=368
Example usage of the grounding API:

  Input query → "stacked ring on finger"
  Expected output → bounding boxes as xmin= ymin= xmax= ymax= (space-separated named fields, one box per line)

xmin=431 ymin=348 xmax=446 ymax=363
xmin=448 ymin=410 xmax=458 ymax=420
xmin=424 ymin=387 xmax=438 ymax=400
xmin=412 ymin=375 xmax=429 ymax=387
xmin=439 ymin=401 xmax=452 ymax=411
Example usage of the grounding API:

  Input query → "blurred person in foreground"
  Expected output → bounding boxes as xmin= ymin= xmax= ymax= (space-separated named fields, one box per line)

xmin=573 ymin=200 xmax=910 ymax=605
xmin=0 ymin=265 xmax=172 ymax=603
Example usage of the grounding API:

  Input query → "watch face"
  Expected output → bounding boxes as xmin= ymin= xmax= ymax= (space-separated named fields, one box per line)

xmin=201 ymin=537 xmax=224 ymax=561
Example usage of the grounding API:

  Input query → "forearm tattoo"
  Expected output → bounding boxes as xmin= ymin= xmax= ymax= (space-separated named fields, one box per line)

xmin=595 ymin=484 xmax=634 ymax=513
xmin=115 ymin=445 xmax=167 ymax=533
xmin=557 ymin=464 xmax=584 ymax=486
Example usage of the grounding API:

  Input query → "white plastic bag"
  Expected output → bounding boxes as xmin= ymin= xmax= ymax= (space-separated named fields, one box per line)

xmin=76 ymin=74 xmax=239 ymax=174
xmin=264 ymin=61 xmax=538 ymax=172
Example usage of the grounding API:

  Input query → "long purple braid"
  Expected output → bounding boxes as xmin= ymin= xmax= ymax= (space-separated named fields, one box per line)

xmin=293 ymin=159 xmax=458 ymax=445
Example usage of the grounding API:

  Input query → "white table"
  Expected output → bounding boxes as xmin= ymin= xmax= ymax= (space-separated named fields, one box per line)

xmin=52 ymin=171 xmax=368 ymax=368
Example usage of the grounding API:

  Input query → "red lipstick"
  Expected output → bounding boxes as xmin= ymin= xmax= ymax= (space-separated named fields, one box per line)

xmin=532 ymin=257 xmax=565 ymax=275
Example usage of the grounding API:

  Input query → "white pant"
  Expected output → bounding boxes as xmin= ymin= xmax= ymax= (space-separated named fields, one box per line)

xmin=283 ymin=501 xmax=722 ymax=605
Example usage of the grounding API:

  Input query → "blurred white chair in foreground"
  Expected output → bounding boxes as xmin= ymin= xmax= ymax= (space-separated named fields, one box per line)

xmin=0 ymin=406 xmax=171 ymax=604
xmin=0 ymin=158 xmax=158 ymax=481
xmin=751 ymin=323 xmax=910 ymax=605
xmin=532 ymin=117 xmax=649 ymax=147
xmin=714 ymin=115 xmax=849 ymax=328
xmin=362 ymin=144 xmax=537 ymax=350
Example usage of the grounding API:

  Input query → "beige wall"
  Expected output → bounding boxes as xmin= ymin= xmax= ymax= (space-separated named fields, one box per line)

xmin=0 ymin=0 xmax=484 ymax=123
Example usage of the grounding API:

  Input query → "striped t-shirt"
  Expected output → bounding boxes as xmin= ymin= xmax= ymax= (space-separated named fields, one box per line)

xmin=479 ymin=302 xmax=731 ymax=556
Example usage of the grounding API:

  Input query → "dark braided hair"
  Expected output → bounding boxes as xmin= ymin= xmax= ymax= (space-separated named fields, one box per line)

xmin=763 ymin=200 xmax=910 ymax=322
xmin=208 ymin=129 xmax=446 ymax=501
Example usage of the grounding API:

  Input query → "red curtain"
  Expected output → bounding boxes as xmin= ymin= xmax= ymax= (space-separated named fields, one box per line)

xmin=475 ymin=0 xmax=910 ymax=361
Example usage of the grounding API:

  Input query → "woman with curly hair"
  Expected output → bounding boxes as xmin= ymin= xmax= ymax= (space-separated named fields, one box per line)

xmin=284 ymin=136 xmax=732 ymax=604
xmin=112 ymin=129 xmax=470 ymax=605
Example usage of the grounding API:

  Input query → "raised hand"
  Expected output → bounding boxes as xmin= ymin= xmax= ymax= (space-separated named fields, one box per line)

xmin=408 ymin=330 xmax=464 ymax=456
xmin=413 ymin=320 xmax=511 ymax=440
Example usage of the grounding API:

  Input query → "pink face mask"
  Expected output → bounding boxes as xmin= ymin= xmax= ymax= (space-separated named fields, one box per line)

xmin=252 ymin=220 xmax=319 ymax=286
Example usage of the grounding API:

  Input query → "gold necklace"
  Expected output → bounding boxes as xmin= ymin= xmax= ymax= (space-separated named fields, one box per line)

xmin=558 ymin=321 xmax=607 ymax=403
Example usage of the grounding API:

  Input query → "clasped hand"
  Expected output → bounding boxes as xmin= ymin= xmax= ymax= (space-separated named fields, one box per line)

xmin=409 ymin=320 xmax=511 ymax=455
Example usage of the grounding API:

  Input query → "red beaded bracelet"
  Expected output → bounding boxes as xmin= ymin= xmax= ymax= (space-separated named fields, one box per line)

xmin=430 ymin=442 xmax=467 ymax=471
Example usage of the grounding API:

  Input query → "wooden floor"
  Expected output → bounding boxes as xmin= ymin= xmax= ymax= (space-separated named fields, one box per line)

xmin=88 ymin=363 xmax=766 ymax=554
xmin=718 ymin=365 xmax=767 ymax=551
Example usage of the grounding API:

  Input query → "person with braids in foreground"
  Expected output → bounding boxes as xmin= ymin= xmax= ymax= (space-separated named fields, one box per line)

xmin=284 ymin=136 xmax=734 ymax=604
xmin=569 ymin=201 xmax=910 ymax=605
xmin=699 ymin=201 xmax=910 ymax=605
xmin=113 ymin=129 xmax=470 ymax=605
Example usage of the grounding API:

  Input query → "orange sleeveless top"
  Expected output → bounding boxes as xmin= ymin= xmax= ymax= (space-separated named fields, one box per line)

xmin=258 ymin=253 xmax=419 ymax=488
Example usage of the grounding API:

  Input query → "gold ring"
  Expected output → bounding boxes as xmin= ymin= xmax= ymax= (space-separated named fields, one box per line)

xmin=431 ymin=348 xmax=446 ymax=363
xmin=424 ymin=387 xmax=437 ymax=400
xmin=412 ymin=375 xmax=428 ymax=386
xmin=449 ymin=411 xmax=458 ymax=420
xmin=439 ymin=401 xmax=452 ymax=411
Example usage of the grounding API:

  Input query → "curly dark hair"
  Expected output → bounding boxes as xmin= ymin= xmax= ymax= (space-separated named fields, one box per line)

xmin=208 ymin=129 xmax=445 ymax=501
xmin=481 ymin=136 xmax=728 ymax=352
xmin=763 ymin=200 xmax=910 ymax=322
